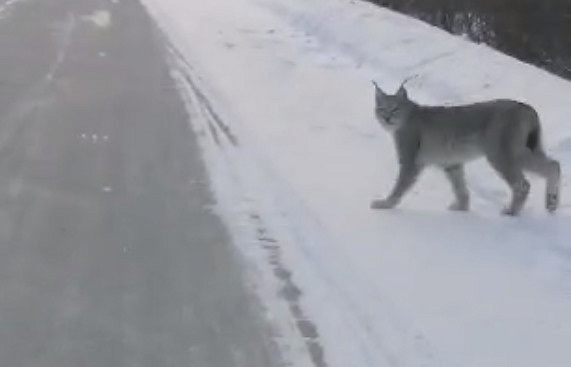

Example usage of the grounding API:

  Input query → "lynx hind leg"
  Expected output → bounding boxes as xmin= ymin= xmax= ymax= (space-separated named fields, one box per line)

xmin=443 ymin=165 xmax=470 ymax=211
xmin=486 ymin=153 xmax=530 ymax=216
xmin=521 ymin=150 xmax=561 ymax=213
xmin=501 ymin=170 xmax=530 ymax=216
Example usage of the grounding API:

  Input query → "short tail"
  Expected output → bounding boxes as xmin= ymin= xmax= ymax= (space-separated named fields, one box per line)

xmin=526 ymin=126 xmax=541 ymax=152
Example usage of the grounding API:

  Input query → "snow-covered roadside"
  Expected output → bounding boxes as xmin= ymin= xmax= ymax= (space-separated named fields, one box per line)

xmin=142 ymin=0 xmax=571 ymax=366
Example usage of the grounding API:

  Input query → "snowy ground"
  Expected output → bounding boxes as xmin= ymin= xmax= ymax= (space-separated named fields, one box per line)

xmin=142 ymin=0 xmax=571 ymax=366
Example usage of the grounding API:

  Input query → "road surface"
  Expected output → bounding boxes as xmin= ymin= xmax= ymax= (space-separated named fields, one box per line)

xmin=0 ymin=0 xmax=279 ymax=366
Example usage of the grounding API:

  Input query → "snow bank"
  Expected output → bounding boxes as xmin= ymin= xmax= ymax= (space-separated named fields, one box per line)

xmin=142 ymin=0 xmax=571 ymax=365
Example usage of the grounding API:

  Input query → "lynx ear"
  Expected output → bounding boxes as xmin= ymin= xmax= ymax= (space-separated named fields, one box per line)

xmin=396 ymin=74 xmax=419 ymax=99
xmin=372 ymin=81 xmax=386 ymax=98
xmin=396 ymin=84 xmax=408 ymax=99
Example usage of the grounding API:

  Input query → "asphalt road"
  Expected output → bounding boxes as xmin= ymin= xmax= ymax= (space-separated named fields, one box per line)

xmin=0 ymin=0 xmax=279 ymax=366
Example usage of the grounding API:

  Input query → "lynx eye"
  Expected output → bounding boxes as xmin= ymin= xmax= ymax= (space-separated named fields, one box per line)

xmin=387 ymin=107 xmax=399 ymax=114
xmin=378 ymin=106 xmax=399 ymax=120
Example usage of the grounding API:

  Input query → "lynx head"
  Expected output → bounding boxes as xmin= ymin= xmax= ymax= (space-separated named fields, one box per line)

xmin=373 ymin=81 xmax=414 ymax=132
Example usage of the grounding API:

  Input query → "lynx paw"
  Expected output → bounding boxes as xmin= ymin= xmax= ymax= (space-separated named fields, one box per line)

xmin=501 ymin=207 xmax=519 ymax=216
xmin=546 ymin=193 xmax=559 ymax=213
xmin=371 ymin=199 xmax=396 ymax=210
xmin=448 ymin=201 xmax=469 ymax=212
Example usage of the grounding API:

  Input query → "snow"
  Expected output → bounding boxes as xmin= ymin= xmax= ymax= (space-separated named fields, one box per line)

xmin=0 ymin=0 xmax=25 ymax=17
xmin=141 ymin=0 xmax=571 ymax=365
xmin=81 ymin=10 xmax=112 ymax=29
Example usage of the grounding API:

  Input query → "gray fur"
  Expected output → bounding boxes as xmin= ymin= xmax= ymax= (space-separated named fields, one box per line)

xmin=371 ymin=81 xmax=561 ymax=216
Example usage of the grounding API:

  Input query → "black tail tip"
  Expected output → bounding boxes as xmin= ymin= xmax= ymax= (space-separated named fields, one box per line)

xmin=526 ymin=128 xmax=540 ymax=151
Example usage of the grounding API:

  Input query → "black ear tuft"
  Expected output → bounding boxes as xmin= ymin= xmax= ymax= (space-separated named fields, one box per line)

xmin=372 ymin=81 xmax=386 ymax=97
xmin=396 ymin=85 xmax=408 ymax=99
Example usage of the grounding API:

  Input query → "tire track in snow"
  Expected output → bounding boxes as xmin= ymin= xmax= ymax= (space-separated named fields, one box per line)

xmin=165 ymin=41 xmax=239 ymax=147
xmin=165 ymin=37 xmax=330 ymax=367
xmin=248 ymin=212 xmax=328 ymax=367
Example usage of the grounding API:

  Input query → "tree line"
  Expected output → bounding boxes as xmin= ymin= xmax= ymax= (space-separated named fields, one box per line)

xmin=369 ymin=0 xmax=571 ymax=78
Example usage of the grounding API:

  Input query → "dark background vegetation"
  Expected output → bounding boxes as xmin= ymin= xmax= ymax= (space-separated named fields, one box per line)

xmin=368 ymin=0 xmax=571 ymax=79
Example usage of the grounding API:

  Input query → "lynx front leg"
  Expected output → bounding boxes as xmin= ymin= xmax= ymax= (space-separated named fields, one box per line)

xmin=443 ymin=165 xmax=470 ymax=211
xmin=371 ymin=164 xmax=423 ymax=209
